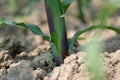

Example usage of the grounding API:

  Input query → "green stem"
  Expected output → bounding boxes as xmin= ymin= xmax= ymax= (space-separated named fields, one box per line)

xmin=45 ymin=0 xmax=68 ymax=66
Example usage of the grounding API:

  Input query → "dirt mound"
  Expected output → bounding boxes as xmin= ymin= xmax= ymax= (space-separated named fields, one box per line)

xmin=45 ymin=50 xmax=120 ymax=80
xmin=1 ymin=46 xmax=120 ymax=80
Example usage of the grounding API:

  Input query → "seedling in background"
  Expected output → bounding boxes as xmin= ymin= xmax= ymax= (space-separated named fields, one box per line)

xmin=84 ymin=38 xmax=104 ymax=80
xmin=9 ymin=0 xmax=41 ymax=15
xmin=83 ymin=0 xmax=120 ymax=79
xmin=77 ymin=0 xmax=91 ymax=23
xmin=9 ymin=0 xmax=18 ymax=14
xmin=1 ymin=0 xmax=120 ymax=66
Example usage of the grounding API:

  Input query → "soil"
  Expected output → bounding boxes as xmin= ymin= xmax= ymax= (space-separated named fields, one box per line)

xmin=1 ymin=0 xmax=120 ymax=80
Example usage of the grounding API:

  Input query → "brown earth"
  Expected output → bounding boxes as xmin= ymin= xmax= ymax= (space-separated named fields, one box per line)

xmin=1 ymin=47 xmax=120 ymax=80
xmin=1 ymin=0 xmax=120 ymax=80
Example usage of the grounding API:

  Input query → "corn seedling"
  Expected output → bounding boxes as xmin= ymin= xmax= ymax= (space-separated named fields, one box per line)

xmin=22 ymin=0 xmax=41 ymax=15
xmin=77 ymin=0 xmax=91 ymax=23
xmin=96 ymin=0 xmax=120 ymax=24
xmin=0 ymin=0 xmax=120 ymax=66
xmin=9 ymin=0 xmax=18 ymax=14
xmin=83 ymin=0 xmax=120 ymax=79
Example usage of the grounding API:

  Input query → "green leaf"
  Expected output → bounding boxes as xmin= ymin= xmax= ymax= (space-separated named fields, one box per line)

xmin=0 ymin=18 xmax=16 ymax=25
xmin=68 ymin=25 xmax=120 ymax=50
xmin=77 ymin=37 xmax=86 ymax=40
xmin=0 ymin=43 xmax=8 ymax=47
xmin=61 ymin=0 xmax=73 ymax=13
xmin=0 ymin=18 xmax=50 ymax=42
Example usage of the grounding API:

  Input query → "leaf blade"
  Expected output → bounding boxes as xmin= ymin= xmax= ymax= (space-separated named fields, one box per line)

xmin=68 ymin=25 xmax=120 ymax=50
xmin=0 ymin=18 xmax=50 ymax=42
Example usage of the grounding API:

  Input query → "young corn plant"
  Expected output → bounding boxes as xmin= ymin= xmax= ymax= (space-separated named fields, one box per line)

xmin=83 ymin=0 xmax=120 ymax=79
xmin=0 ymin=0 xmax=74 ymax=66
xmin=9 ymin=0 xmax=18 ymax=14
xmin=77 ymin=0 xmax=91 ymax=23
xmin=1 ymin=0 xmax=120 ymax=66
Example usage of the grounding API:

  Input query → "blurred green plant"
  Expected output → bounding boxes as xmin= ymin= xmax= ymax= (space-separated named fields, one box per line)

xmin=9 ymin=0 xmax=18 ymax=14
xmin=96 ymin=0 xmax=120 ymax=24
xmin=21 ymin=0 xmax=41 ymax=15
xmin=84 ymin=37 xmax=104 ymax=80
xmin=77 ymin=0 xmax=120 ymax=24
xmin=8 ymin=0 xmax=41 ymax=15
xmin=0 ymin=43 xmax=7 ymax=47
xmin=81 ymin=0 xmax=120 ymax=80
xmin=77 ymin=0 xmax=91 ymax=23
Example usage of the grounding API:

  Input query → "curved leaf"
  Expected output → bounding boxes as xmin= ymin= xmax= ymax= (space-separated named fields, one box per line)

xmin=0 ymin=18 xmax=50 ymax=42
xmin=61 ymin=0 xmax=73 ymax=13
xmin=68 ymin=25 xmax=120 ymax=50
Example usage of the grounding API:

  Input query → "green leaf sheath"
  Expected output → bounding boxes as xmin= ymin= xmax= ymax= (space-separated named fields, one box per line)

xmin=0 ymin=18 xmax=50 ymax=42
xmin=45 ymin=0 xmax=68 ymax=66
xmin=69 ymin=25 xmax=120 ymax=50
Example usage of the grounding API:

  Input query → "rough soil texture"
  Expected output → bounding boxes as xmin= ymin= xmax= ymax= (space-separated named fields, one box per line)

xmin=1 ymin=49 xmax=120 ymax=80
xmin=1 ymin=0 xmax=120 ymax=80
xmin=45 ymin=50 xmax=120 ymax=80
